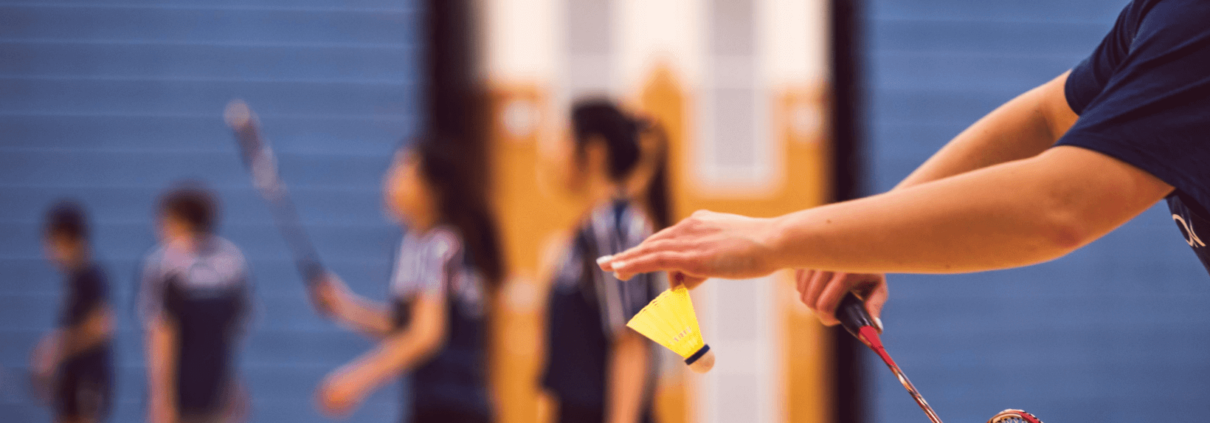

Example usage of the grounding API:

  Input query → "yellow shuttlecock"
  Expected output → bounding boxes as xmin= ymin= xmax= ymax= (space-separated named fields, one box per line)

xmin=626 ymin=285 xmax=715 ymax=373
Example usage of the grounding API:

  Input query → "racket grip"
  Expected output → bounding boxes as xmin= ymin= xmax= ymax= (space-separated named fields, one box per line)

xmin=837 ymin=292 xmax=876 ymax=339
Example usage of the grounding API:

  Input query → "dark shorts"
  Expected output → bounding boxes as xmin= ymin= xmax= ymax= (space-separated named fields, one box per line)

xmin=410 ymin=406 xmax=491 ymax=423
xmin=53 ymin=362 xmax=112 ymax=421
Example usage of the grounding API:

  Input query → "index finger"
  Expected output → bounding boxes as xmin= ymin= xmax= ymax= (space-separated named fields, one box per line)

xmin=598 ymin=238 xmax=686 ymax=272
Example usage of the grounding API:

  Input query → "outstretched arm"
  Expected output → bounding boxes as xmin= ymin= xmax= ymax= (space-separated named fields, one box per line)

xmin=602 ymin=146 xmax=1172 ymax=322
xmin=794 ymin=72 xmax=1080 ymax=321
xmin=894 ymin=71 xmax=1078 ymax=190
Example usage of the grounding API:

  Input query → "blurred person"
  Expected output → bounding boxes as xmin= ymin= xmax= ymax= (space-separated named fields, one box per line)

xmin=600 ymin=0 xmax=1210 ymax=328
xmin=138 ymin=183 xmax=251 ymax=423
xmin=32 ymin=201 xmax=115 ymax=423
xmin=540 ymin=100 xmax=665 ymax=423
xmin=312 ymin=136 xmax=502 ymax=423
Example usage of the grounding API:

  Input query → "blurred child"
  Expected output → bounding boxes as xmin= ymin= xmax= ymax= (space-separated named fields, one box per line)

xmin=540 ymin=100 xmax=665 ymax=423
xmin=313 ymin=137 xmax=503 ymax=423
xmin=137 ymin=183 xmax=250 ymax=423
xmin=32 ymin=201 xmax=115 ymax=423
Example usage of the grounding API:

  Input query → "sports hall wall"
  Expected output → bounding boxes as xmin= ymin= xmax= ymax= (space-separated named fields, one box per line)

xmin=0 ymin=2 xmax=421 ymax=422
xmin=864 ymin=1 xmax=1210 ymax=422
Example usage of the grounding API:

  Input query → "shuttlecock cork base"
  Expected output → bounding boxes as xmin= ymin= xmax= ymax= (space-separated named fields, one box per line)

xmin=626 ymin=286 xmax=715 ymax=373
xmin=683 ymin=344 xmax=715 ymax=373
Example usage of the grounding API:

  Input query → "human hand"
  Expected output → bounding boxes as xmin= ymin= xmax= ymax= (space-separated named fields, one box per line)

xmin=315 ymin=369 xmax=366 ymax=418
xmin=598 ymin=210 xmax=781 ymax=288
xmin=794 ymin=270 xmax=887 ymax=328
xmin=30 ymin=334 xmax=58 ymax=385
xmin=310 ymin=273 xmax=348 ymax=318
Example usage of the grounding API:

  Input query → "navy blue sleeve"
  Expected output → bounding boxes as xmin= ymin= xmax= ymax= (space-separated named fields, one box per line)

xmin=1057 ymin=0 xmax=1210 ymax=211
xmin=1064 ymin=1 xmax=1141 ymax=114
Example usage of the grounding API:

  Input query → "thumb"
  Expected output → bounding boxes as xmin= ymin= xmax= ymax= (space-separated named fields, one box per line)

xmin=670 ymin=272 xmax=708 ymax=290
xmin=863 ymin=280 xmax=888 ymax=332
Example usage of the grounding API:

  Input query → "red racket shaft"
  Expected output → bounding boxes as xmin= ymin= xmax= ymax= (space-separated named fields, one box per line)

xmin=838 ymin=293 xmax=943 ymax=423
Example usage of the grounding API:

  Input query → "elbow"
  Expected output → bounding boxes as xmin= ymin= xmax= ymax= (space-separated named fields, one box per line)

xmin=1042 ymin=216 xmax=1087 ymax=253
xmin=1037 ymin=196 xmax=1095 ymax=255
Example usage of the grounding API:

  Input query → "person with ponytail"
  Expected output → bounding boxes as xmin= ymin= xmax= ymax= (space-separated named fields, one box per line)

xmin=627 ymin=117 xmax=673 ymax=231
xmin=311 ymin=136 xmax=502 ymax=423
xmin=540 ymin=99 xmax=667 ymax=423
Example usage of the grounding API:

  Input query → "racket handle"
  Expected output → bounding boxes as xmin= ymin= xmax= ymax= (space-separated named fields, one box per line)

xmin=837 ymin=292 xmax=876 ymax=339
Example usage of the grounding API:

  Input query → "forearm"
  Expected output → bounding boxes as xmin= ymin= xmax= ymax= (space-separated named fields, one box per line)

xmin=146 ymin=321 xmax=178 ymax=409
xmin=58 ymin=307 xmax=113 ymax=360
xmin=896 ymin=72 xmax=1076 ymax=190
xmin=768 ymin=147 xmax=1168 ymax=273
xmin=340 ymin=328 xmax=443 ymax=395
xmin=332 ymin=295 xmax=394 ymax=338
xmin=607 ymin=332 xmax=650 ymax=423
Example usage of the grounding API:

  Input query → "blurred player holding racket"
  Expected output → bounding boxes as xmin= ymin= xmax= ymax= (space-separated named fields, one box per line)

xmin=311 ymin=137 xmax=503 ymax=423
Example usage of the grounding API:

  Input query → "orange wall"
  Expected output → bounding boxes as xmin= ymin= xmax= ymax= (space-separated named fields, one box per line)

xmin=486 ymin=66 xmax=835 ymax=423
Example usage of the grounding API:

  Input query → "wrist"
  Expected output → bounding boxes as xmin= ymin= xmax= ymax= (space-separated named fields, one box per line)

xmin=760 ymin=214 xmax=793 ymax=269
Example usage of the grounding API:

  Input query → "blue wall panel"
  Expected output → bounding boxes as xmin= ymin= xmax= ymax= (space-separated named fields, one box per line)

xmin=0 ymin=2 xmax=421 ymax=422
xmin=864 ymin=1 xmax=1210 ymax=422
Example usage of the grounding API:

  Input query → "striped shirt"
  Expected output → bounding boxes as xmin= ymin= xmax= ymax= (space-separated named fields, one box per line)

xmin=543 ymin=198 xmax=662 ymax=412
xmin=390 ymin=226 xmax=492 ymax=418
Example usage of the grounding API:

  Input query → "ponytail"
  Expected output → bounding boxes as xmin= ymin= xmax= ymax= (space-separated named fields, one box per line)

xmin=413 ymin=137 xmax=505 ymax=287
xmin=637 ymin=120 xmax=673 ymax=230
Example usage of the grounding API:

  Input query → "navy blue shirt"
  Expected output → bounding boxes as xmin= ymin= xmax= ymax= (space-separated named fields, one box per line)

xmin=389 ymin=226 xmax=492 ymax=419
xmin=542 ymin=199 xmax=661 ymax=414
xmin=1057 ymin=0 xmax=1210 ymax=274
xmin=55 ymin=264 xmax=113 ymax=417
xmin=138 ymin=236 xmax=250 ymax=415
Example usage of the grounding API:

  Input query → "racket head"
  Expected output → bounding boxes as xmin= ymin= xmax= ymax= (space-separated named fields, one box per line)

xmin=987 ymin=409 xmax=1042 ymax=423
xmin=223 ymin=99 xmax=255 ymax=131
xmin=223 ymin=99 xmax=266 ymax=161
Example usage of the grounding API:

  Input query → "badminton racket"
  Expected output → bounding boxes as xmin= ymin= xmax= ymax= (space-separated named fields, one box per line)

xmin=224 ymin=100 xmax=324 ymax=287
xmin=838 ymin=294 xmax=1045 ymax=423
xmin=837 ymin=292 xmax=943 ymax=423
xmin=986 ymin=409 xmax=1043 ymax=423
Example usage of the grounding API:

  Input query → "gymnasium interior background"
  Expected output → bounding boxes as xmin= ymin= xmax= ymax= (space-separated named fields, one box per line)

xmin=2 ymin=0 xmax=1209 ymax=423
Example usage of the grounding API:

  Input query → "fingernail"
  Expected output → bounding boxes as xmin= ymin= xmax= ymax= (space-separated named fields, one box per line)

xmin=596 ymin=255 xmax=613 ymax=266
xmin=874 ymin=317 xmax=884 ymax=332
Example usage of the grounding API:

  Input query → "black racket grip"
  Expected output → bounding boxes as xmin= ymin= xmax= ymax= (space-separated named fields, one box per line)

xmin=837 ymin=292 xmax=876 ymax=339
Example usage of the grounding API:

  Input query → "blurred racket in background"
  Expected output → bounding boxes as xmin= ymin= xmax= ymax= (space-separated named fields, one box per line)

xmin=224 ymin=100 xmax=326 ymax=288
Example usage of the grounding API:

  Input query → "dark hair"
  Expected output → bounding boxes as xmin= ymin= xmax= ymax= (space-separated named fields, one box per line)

xmin=413 ymin=136 xmax=505 ymax=286
xmin=572 ymin=99 xmax=642 ymax=181
xmin=637 ymin=119 xmax=673 ymax=230
xmin=159 ymin=182 xmax=219 ymax=234
xmin=45 ymin=200 xmax=89 ymax=241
